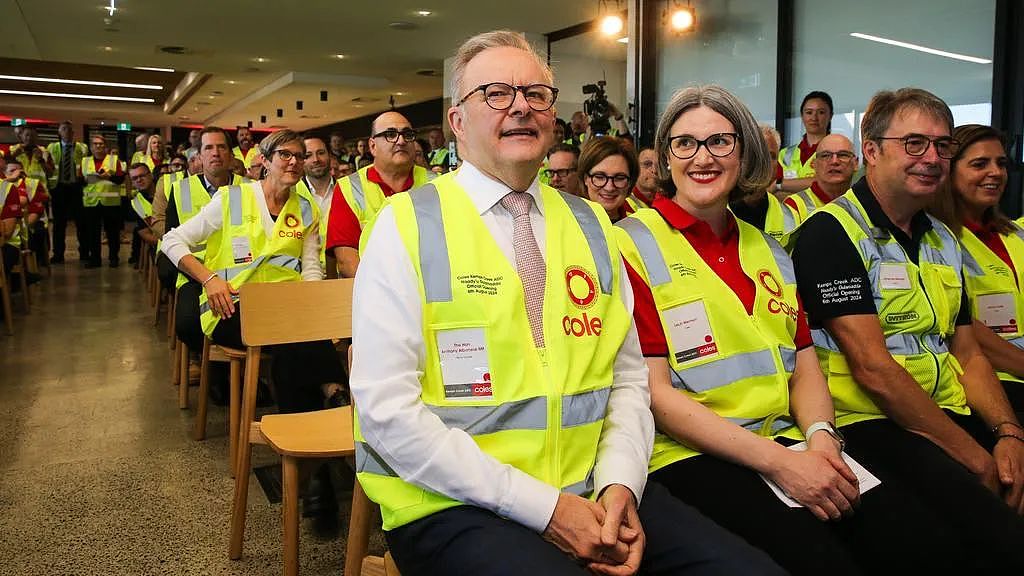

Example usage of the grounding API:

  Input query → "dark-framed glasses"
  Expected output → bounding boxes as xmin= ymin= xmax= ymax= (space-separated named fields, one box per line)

xmin=458 ymin=82 xmax=558 ymax=112
xmin=588 ymin=172 xmax=631 ymax=189
xmin=816 ymin=150 xmax=856 ymax=162
xmin=875 ymin=135 xmax=959 ymax=159
xmin=543 ymin=167 xmax=576 ymax=180
xmin=668 ymin=132 xmax=739 ymax=160
xmin=272 ymin=149 xmax=305 ymax=162
xmin=372 ymin=128 xmax=417 ymax=143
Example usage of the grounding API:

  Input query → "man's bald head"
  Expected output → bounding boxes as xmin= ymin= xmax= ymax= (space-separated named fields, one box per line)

xmin=368 ymin=111 xmax=414 ymax=174
xmin=371 ymin=111 xmax=411 ymax=135
xmin=813 ymin=133 xmax=858 ymax=189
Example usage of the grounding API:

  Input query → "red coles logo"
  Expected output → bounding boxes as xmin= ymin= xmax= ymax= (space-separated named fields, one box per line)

xmin=565 ymin=266 xmax=598 ymax=309
xmin=284 ymin=214 xmax=300 ymax=228
xmin=759 ymin=269 xmax=798 ymax=321
xmin=758 ymin=269 xmax=782 ymax=297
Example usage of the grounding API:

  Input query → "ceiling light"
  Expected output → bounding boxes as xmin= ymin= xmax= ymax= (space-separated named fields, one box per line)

xmin=616 ymin=37 xmax=628 ymax=44
xmin=849 ymin=32 xmax=991 ymax=64
xmin=254 ymin=57 xmax=268 ymax=63
xmin=415 ymin=10 xmax=432 ymax=16
xmin=225 ymin=80 xmax=238 ymax=85
xmin=207 ymin=95 xmax=215 ymax=99
xmin=600 ymin=15 xmax=623 ymax=36
xmin=0 ymin=74 xmax=162 ymax=90
xmin=670 ymin=7 xmax=695 ymax=31
xmin=395 ymin=91 xmax=407 ymax=96
xmin=333 ymin=54 xmax=345 ymax=59
xmin=133 ymin=66 xmax=175 ymax=73
xmin=0 ymin=89 xmax=154 ymax=103
xmin=101 ymin=46 xmax=114 ymax=52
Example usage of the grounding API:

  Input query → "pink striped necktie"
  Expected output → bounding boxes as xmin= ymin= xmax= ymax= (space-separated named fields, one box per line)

xmin=500 ymin=191 xmax=546 ymax=348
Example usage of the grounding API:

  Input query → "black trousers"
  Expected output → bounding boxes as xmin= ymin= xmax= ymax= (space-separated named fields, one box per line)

xmin=51 ymin=182 xmax=84 ymax=259
xmin=84 ymin=204 xmax=121 ymax=264
xmin=156 ymin=253 xmax=179 ymax=293
xmin=841 ymin=418 xmax=1024 ymax=573
xmin=27 ymin=220 xmax=47 ymax=268
xmin=210 ymin=305 xmax=345 ymax=413
xmin=175 ymin=280 xmax=204 ymax=352
xmin=387 ymin=482 xmax=785 ymax=576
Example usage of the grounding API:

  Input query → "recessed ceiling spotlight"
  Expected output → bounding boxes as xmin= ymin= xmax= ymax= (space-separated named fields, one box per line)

xmin=207 ymin=95 xmax=215 ymax=99
xmin=101 ymin=45 xmax=114 ymax=52
xmin=254 ymin=57 xmax=268 ymax=63
xmin=415 ymin=10 xmax=432 ymax=16
xmin=395 ymin=92 xmax=407 ymax=96
xmin=333 ymin=54 xmax=345 ymax=59
xmin=225 ymin=80 xmax=238 ymax=85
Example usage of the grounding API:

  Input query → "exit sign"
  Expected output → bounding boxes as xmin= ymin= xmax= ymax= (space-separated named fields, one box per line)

xmin=117 ymin=122 xmax=132 ymax=131
xmin=10 ymin=118 xmax=25 ymax=127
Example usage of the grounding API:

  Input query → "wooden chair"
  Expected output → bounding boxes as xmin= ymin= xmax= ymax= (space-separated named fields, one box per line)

xmin=228 ymin=278 xmax=353 ymax=563
xmin=193 ymin=336 xmax=246 ymax=476
xmin=10 ymin=249 xmax=32 ymax=311
xmin=0 ymin=244 xmax=13 ymax=336
xmin=346 ymin=479 xmax=399 ymax=576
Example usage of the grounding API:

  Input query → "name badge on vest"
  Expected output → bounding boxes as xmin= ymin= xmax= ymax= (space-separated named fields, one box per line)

xmin=437 ymin=328 xmax=493 ymax=400
xmin=783 ymin=169 xmax=798 ymax=179
xmin=232 ymin=236 xmax=253 ymax=264
xmin=664 ymin=300 xmax=719 ymax=365
xmin=879 ymin=263 xmax=912 ymax=290
xmin=976 ymin=293 xmax=1018 ymax=334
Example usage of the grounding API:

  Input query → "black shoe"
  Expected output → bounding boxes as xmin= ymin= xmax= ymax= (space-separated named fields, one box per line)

xmin=302 ymin=466 xmax=339 ymax=538
xmin=26 ymin=272 xmax=41 ymax=285
xmin=128 ymin=257 xmax=138 ymax=265
xmin=109 ymin=259 xmax=119 ymax=268
xmin=255 ymin=377 xmax=274 ymax=407
xmin=50 ymin=256 xmax=64 ymax=264
xmin=325 ymin=388 xmax=351 ymax=409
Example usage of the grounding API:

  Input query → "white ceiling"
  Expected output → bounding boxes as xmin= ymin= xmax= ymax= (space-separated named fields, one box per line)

xmin=0 ymin=0 xmax=598 ymax=131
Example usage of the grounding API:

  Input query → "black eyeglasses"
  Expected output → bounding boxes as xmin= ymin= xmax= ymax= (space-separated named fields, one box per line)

xmin=458 ymin=82 xmax=558 ymax=112
xmin=816 ymin=151 xmax=856 ymax=163
xmin=372 ymin=128 xmax=417 ymax=143
xmin=875 ymin=135 xmax=959 ymax=159
xmin=587 ymin=172 xmax=631 ymax=189
xmin=543 ymin=167 xmax=576 ymax=180
xmin=668 ymin=133 xmax=739 ymax=160
xmin=272 ymin=149 xmax=305 ymax=162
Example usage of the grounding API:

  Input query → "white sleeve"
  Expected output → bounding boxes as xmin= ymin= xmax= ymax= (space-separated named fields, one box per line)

xmin=300 ymin=221 xmax=322 ymax=281
xmin=351 ymin=205 xmax=560 ymax=533
xmin=160 ymin=194 xmax=225 ymax=268
xmin=592 ymin=257 xmax=654 ymax=504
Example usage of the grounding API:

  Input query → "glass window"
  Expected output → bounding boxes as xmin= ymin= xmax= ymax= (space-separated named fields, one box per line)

xmin=655 ymin=0 xmax=779 ymax=124
xmin=549 ymin=29 xmax=630 ymax=139
xmin=789 ymin=0 xmax=995 ymax=150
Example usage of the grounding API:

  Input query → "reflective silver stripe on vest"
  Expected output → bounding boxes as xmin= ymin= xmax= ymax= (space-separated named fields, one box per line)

xmin=228 ymin=185 xmax=243 ymax=226
xmin=616 ymin=217 xmax=671 ymax=287
xmin=764 ymin=235 xmax=796 ymax=285
xmin=561 ymin=387 xmax=611 ymax=428
xmin=780 ymin=346 xmax=797 ymax=373
xmin=812 ymin=328 xmax=948 ymax=357
xmin=355 ymin=441 xmax=398 ymax=477
xmin=962 ymin=248 xmax=985 ymax=277
xmin=670 ymin=348 xmax=779 ymax=393
xmin=562 ymin=468 xmax=595 ymax=497
xmin=348 ymin=172 xmax=365 ymax=211
xmin=131 ymin=196 xmax=147 ymax=219
xmin=409 ymin=184 xmax=452 ymax=303
xmin=780 ymin=202 xmax=797 ymax=232
xmin=1011 ymin=222 xmax=1024 ymax=244
xmin=178 ymin=177 xmax=193 ymax=214
xmin=298 ymin=194 xmax=313 ymax=227
xmin=782 ymin=146 xmax=798 ymax=168
xmin=198 ymin=255 xmax=303 ymax=314
xmin=726 ymin=416 xmax=793 ymax=435
xmin=426 ymin=396 xmax=547 ymax=435
xmin=796 ymin=190 xmax=817 ymax=215
xmin=1007 ymin=335 xmax=1024 ymax=350
xmin=561 ymin=192 xmax=613 ymax=295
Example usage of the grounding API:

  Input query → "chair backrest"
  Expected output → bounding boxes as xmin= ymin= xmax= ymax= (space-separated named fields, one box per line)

xmin=239 ymin=278 xmax=353 ymax=347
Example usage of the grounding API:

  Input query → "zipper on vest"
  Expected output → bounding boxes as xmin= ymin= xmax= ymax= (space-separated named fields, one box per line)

xmin=916 ymin=274 xmax=942 ymax=397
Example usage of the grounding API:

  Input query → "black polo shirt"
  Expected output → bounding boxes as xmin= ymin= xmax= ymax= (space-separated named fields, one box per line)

xmin=729 ymin=192 xmax=770 ymax=231
xmin=791 ymin=177 xmax=970 ymax=328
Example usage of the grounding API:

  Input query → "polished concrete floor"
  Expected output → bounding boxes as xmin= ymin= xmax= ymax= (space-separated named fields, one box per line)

xmin=0 ymin=255 xmax=378 ymax=575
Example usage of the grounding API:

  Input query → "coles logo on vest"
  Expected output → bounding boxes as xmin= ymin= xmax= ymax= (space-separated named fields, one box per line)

xmin=278 ymin=213 xmax=304 ymax=239
xmin=563 ymin=266 xmax=602 ymax=337
xmin=758 ymin=269 xmax=798 ymax=321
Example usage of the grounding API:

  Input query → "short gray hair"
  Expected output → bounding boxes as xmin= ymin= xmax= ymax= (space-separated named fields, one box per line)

xmin=449 ymin=30 xmax=552 ymax=105
xmin=758 ymin=123 xmax=780 ymax=150
xmin=258 ymin=129 xmax=304 ymax=158
xmin=861 ymin=87 xmax=953 ymax=142
xmin=654 ymin=85 xmax=772 ymax=199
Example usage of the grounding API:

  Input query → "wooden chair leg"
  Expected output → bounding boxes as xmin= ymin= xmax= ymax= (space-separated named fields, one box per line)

xmin=153 ymin=286 xmax=163 ymax=326
xmin=345 ymin=480 xmax=376 ymax=576
xmin=228 ymin=357 xmax=242 ymax=478
xmin=193 ymin=338 xmax=211 ymax=440
xmin=282 ymin=455 xmax=300 ymax=576
xmin=167 ymin=289 xmax=176 ymax=346
xmin=229 ymin=346 xmax=261 ymax=559
xmin=170 ymin=336 xmax=181 ymax=386
xmin=178 ymin=340 xmax=190 ymax=410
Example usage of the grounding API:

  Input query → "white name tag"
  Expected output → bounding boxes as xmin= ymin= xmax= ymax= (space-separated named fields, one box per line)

xmin=783 ymin=169 xmax=798 ymax=179
xmin=977 ymin=293 xmax=1018 ymax=334
xmin=879 ymin=263 xmax=912 ymax=290
xmin=437 ymin=328 xmax=493 ymax=401
xmin=664 ymin=300 xmax=719 ymax=365
xmin=231 ymin=236 xmax=252 ymax=264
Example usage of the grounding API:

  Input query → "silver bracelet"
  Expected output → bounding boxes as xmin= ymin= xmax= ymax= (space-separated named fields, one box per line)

xmin=201 ymin=272 xmax=218 ymax=287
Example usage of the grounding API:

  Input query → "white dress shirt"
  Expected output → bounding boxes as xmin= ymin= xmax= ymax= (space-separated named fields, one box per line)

xmin=351 ymin=160 xmax=653 ymax=533
xmin=160 ymin=181 xmax=322 ymax=281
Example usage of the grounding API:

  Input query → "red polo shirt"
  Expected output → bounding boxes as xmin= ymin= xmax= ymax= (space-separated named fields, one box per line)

xmin=784 ymin=181 xmax=833 ymax=212
xmin=20 ymin=179 xmax=48 ymax=215
xmin=626 ymin=196 xmax=811 ymax=356
xmin=798 ymin=135 xmax=818 ymax=165
xmin=965 ymin=218 xmax=1017 ymax=285
xmin=1 ymin=180 xmax=23 ymax=219
xmin=326 ymin=166 xmax=416 ymax=251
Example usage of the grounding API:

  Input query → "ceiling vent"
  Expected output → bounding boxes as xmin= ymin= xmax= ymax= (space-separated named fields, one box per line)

xmin=416 ymin=69 xmax=441 ymax=77
xmin=351 ymin=96 xmax=383 ymax=103
xmin=388 ymin=21 xmax=418 ymax=31
xmin=159 ymin=45 xmax=191 ymax=55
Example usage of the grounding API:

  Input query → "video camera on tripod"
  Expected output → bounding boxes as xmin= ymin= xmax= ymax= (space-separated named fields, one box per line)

xmin=582 ymin=80 xmax=612 ymax=137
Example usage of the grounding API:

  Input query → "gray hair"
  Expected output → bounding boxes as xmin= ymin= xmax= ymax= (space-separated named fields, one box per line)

xmin=449 ymin=30 xmax=552 ymax=105
xmin=654 ymin=85 xmax=772 ymax=198
xmin=861 ymin=87 xmax=953 ymax=142
xmin=258 ymin=129 xmax=304 ymax=158
xmin=758 ymin=123 xmax=780 ymax=150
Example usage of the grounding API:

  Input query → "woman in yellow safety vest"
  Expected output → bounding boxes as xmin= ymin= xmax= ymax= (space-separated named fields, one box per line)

xmin=144 ymin=134 xmax=166 ymax=172
xmin=778 ymin=90 xmax=833 ymax=193
xmin=928 ymin=124 xmax=1024 ymax=411
xmin=616 ymin=84 xmax=953 ymax=576
xmin=577 ymin=136 xmax=639 ymax=223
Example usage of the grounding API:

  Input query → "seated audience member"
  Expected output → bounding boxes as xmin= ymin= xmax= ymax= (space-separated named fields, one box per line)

xmin=730 ymin=124 xmax=800 ymax=241
xmin=543 ymin=143 xmax=583 ymax=198
xmin=928 ymin=124 xmax=1024 ymax=411
xmin=354 ymin=138 xmax=373 ymax=170
xmin=4 ymin=158 xmax=50 ymax=267
xmin=161 ymin=129 xmax=346 ymax=533
xmin=577 ymin=136 xmax=638 ymax=223
xmin=327 ymin=112 xmax=433 ymax=278
xmin=229 ymin=157 xmax=247 ymax=179
xmin=232 ymin=126 xmax=260 ymax=170
xmin=1 ymin=164 xmax=27 ymax=287
xmin=143 ymin=134 xmax=166 ymax=172
xmin=245 ymin=153 xmax=265 ymax=181
xmin=625 ymin=146 xmax=659 ymax=210
xmin=351 ymin=30 xmax=785 ymax=576
xmin=792 ymin=87 xmax=1024 ymax=571
xmin=778 ymin=90 xmax=833 ymax=193
xmin=784 ymin=134 xmax=859 ymax=220
xmin=413 ymin=138 xmax=430 ymax=169
xmin=127 ymin=163 xmax=157 ymax=265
